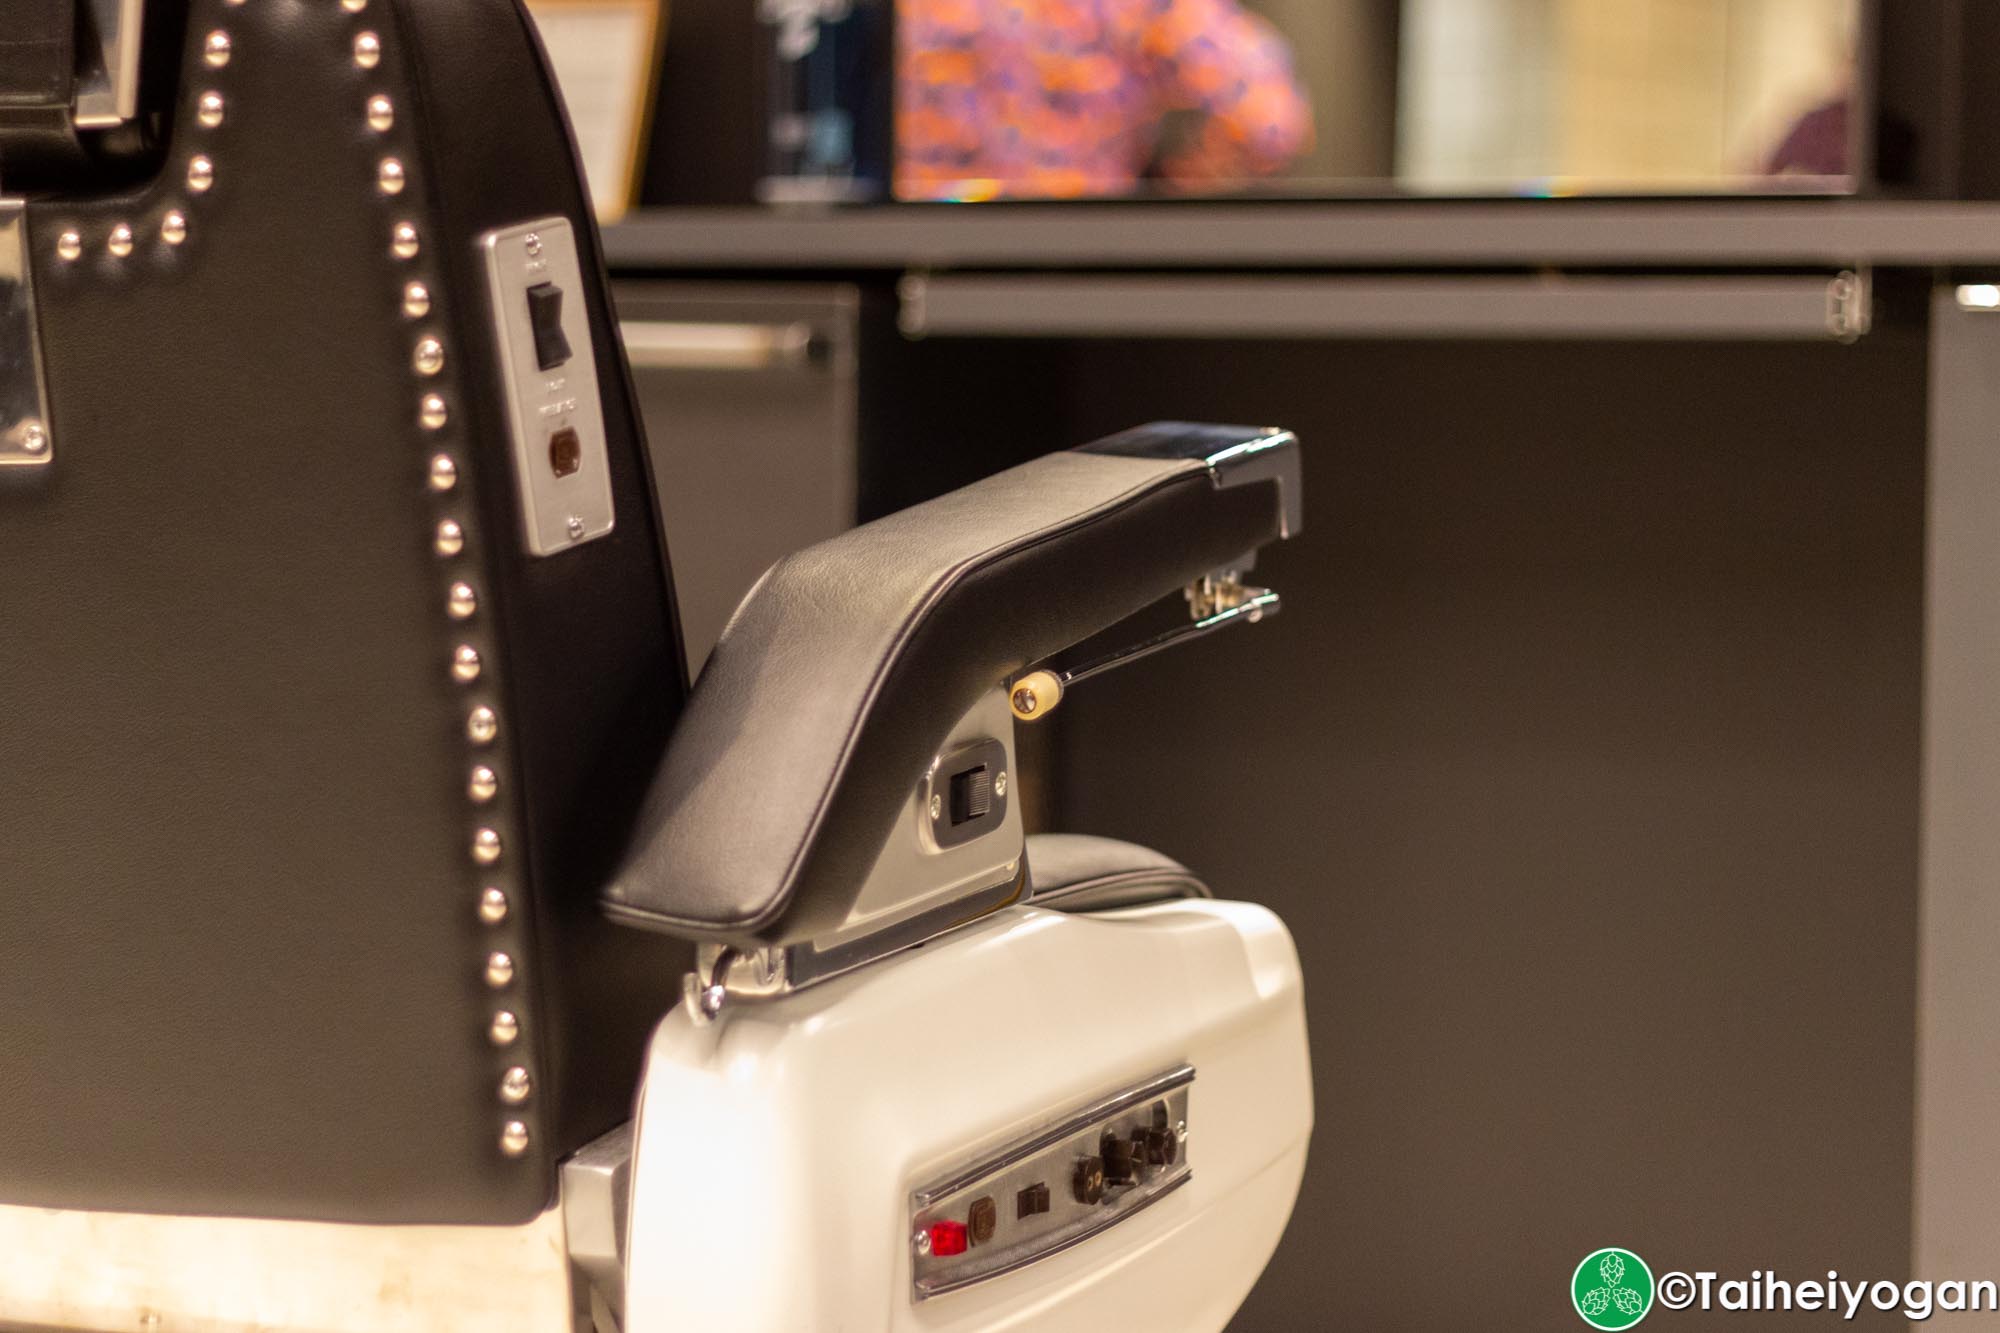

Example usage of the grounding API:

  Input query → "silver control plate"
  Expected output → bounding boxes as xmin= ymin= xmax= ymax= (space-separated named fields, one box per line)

xmin=910 ymin=1065 xmax=1194 ymax=1301
xmin=478 ymin=217 xmax=614 ymax=555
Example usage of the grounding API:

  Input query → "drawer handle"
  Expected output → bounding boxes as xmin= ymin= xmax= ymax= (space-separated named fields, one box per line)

xmin=619 ymin=320 xmax=817 ymax=371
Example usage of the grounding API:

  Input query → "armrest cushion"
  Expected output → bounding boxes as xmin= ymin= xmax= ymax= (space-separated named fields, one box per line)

xmin=604 ymin=423 xmax=1299 ymax=946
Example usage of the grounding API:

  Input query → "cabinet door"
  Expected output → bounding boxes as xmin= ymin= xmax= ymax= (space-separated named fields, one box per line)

xmin=615 ymin=282 xmax=860 ymax=671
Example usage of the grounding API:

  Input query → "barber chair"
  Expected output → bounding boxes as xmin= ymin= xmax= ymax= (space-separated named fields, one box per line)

xmin=0 ymin=3 xmax=1312 ymax=1330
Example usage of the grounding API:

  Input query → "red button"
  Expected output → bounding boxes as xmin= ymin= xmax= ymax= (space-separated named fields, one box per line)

xmin=928 ymin=1220 xmax=968 ymax=1257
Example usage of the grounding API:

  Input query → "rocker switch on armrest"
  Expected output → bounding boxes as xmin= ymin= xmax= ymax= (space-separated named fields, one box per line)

xmin=525 ymin=282 xmax=572 ymax=371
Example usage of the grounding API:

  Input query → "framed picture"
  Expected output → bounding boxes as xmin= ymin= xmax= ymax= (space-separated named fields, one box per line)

xmin=522 ymin=0 xmax=668 ymax=221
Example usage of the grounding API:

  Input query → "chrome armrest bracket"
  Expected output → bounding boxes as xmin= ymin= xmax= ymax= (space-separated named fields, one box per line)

xmin=0 ymin=202 xmax=53 ymax=468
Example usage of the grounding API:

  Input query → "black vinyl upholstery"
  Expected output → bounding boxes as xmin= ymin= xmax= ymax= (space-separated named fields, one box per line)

xmin=0 ymin=0 xmax=689 ymax=1224
xmin=1026 ymin=834 xmax=1212 ymax=912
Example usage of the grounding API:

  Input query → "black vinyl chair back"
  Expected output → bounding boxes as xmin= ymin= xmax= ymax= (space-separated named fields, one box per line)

xmin=0 ymin=0 xmax=691 ymax=1224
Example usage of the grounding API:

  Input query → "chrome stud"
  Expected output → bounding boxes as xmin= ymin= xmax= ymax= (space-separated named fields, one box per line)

xmin=203 ymin=31 xmax=231 ymax=68
xmin=367 ymin=94 xmax=394 ymax=133
xmin=434 ymin=518 xmax=465 ymax=558
xmin=447 ymin=582 xmax=477 ymax=620
xmin=403 ymin=281 xmax=431 ymax=318
xmin=473 ymin=827 xmax=502 ymax=865
xmin=420 ymin=394 xmax=449 ymax=432
xmin=467 ymin=705 xmax=497 ymax=744
xmin=197 ymin=91 xmax=225 ymax=128
xmin=342 ymin=0 xmax=368 ymax=11
xmin=485 ymin=951 xmax=515 ymax=988
xmin=377 ymin=158 xmax=406 ymax=196
xmin=187 ymin=155 xmax=215 ymax=193
xmin=500 ymin=1120 xmax=530 ymax=1157
xmin=498 ymin=1066 xmax=532 ymax=1105
xmin=353 ymin=32 xmax=382 ymax=69
xmin=452 ymin=644 xmax=482 ymax=683
xmin=469 ymin=765 xmax=499 ymax=803
xmin=391 ymin=222 xmax=419 ymax=260
xmin=161 ymin=211 xmax=188 ymax=247
xmin=107 ymin=224 xmax=133 ymax=258
xmin=414 ymin=338 xmax=444 ymax=377
xmin=478 ymin=886 xmax=509 ymax=924
xmin=428 ymin=454 xmax=457 ymax=492
xmin=56 ymin=230 xmax=81 ymax=262
xmin=489 ymin=1011 xmax=519 ymax=1046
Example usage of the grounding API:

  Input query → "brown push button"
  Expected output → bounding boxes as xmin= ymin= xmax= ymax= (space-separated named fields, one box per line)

xmin=548 ymin=427 xmax=582 ymax=478
xmin=967 ymin=1195 xmax=998 ymax=1245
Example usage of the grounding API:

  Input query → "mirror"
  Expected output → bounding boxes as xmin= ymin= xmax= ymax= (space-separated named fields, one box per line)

xmin=890 ymin=0 xmax=1863 ymax=201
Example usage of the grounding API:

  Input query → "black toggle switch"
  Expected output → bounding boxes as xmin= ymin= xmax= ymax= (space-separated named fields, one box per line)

xmin=525 ymin=282 xmax=572 ymax=371
xmin=948 ymin=765 xmax=991 ymax=826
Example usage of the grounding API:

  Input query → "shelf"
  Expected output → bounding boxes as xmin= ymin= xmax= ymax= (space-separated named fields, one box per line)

xmin=604 ymin=200 xmax=2000 ymax=273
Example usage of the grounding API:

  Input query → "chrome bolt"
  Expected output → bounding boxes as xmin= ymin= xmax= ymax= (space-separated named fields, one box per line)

xmin=391 ymin=221 xmax=420 ymax=260
xmin=499 ymin=1120 xmax=530 ymax=1157
xmin=161 ymin=211 xmax=189 ymax=247
xmin=20 ymin=424 xmax=48 ymax=456
xmin=489 ymin=1011 xmax=519 ymax=1046
xmin=913 ymin=1229 xmax=932 ymax=1257
xmin=187 ymin=155 xmax=216 ymax=193
xmin=447 ymin=582 xmax=477 ymax=620
xmin=203 ymin=30 xmax=232 ymax=67
xmin=367 ymin=94 xmax=394 ymax=132
xmin=353 ymin=31 xmax=382 ymax=69
xmin=414 ymin=337 xmax=445 ymax=376
xmin=56 ymin=230 xmax=81 ymax=262
xmin=566 ymin=516 xmax=585 ymax=540
xmin=524 ymin=232 xmax=543 ymax=258
xmin=107 ymin=224 xmax=134 ymax=258
xmin=434 ymin=519 xmax=465 ymax=558
xmin=452 ymin=644 xmax=481 ymax=683
xmin=467 ymin=705 xmax=498 ymax=745
xmin=377 ymin=158 xmax=406 ymax=196
xmin=469 ymin=765 xmax=499 ymax=803
xmin=477 ymin=887 xmax=509 ymax=924
xmin=403 ymin=281 xmax=430 ymax=318
xmin=485 ymin=951 xmax=514 ymax=988
xmin=428 ymin=454 xmax=457 ymax=492
xmin=197 ymin=91 xmax=225 ymax=128
xmin=499 ymin=1066 xmax=532 ymax=1104
xmin=420 ymin=394 xmax=449 ymax=432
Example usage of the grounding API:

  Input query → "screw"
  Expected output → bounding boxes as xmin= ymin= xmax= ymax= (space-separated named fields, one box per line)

xmin=566 ymin=515 xmax=585 ymax=540
xmin=1011 ymin=686 xmax=1038 ymax=716
xmin=20 ymin=424 xmax=47 ymax=455
xmin=928 ymin=793 xmax=942 ymax=820
xmin=994 ymin=770 xmax=1008 ymax=798
xmin=913 ymin=1228 xmax=932 ymax=1257
xmin=525 ymin=232 xmax=543 ymax=257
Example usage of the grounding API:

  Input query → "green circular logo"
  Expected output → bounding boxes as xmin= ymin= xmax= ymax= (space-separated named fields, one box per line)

xmin=1571 ymin=1248 xmax=1654 ymax=1329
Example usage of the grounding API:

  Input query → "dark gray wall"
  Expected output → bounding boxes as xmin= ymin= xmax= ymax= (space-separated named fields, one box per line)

xmin=865 ymin=328 xmax=1927 ymax=1327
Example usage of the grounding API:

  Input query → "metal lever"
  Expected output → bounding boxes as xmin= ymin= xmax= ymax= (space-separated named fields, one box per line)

xmin=1009 ymin=572 xmax=1281 ymax=722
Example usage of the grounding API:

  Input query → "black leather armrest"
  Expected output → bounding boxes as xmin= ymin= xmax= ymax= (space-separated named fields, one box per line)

xmin=604 ymin=422 xmax=1301 ymax=947
xmin=1026 ymin=834 xmax=1211 ymax=911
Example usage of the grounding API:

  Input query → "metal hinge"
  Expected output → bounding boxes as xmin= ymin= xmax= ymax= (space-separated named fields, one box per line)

xmin=1826 ymin=268 xmax=1871 ymax=344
